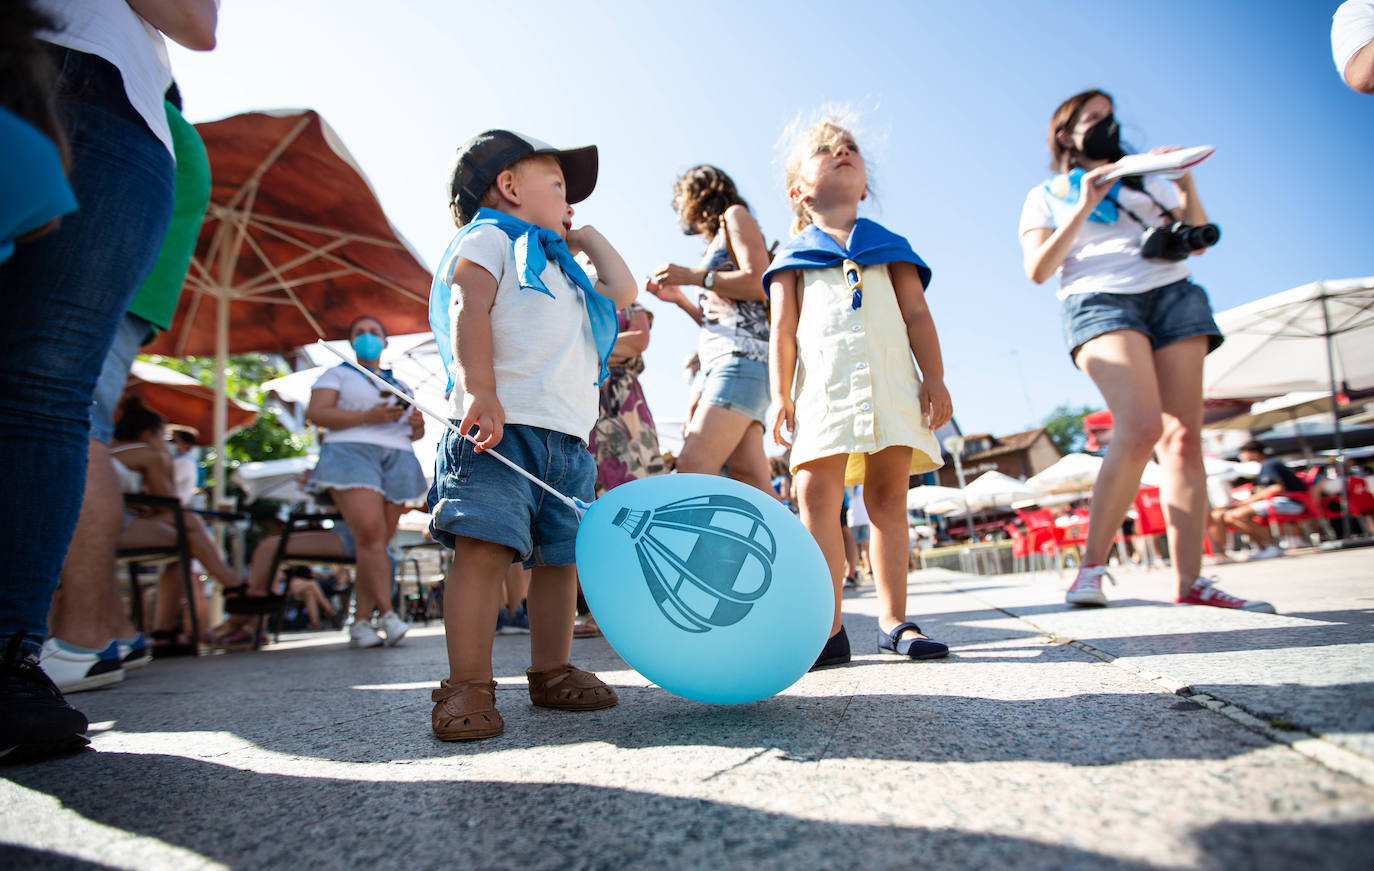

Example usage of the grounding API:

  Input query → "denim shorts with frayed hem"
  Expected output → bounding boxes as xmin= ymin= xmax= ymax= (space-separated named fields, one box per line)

xmin=308 ymin=441 xmax=427 ymax=504
xmin=428 ymin=423 xmax=594 ymax=568
xmin=699 ymin=354 xmax=770 ymax=425
xmin=1061 ymin=277 xmax=1224 ymax=365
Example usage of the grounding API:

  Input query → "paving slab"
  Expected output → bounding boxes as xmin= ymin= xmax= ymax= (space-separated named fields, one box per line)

xmin=2 ymin=550 xmax=1372 ymax=869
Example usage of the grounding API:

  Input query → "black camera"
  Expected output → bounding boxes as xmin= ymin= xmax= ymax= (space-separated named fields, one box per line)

xmin=1139 ymin=221 xmax=1221 ymax=262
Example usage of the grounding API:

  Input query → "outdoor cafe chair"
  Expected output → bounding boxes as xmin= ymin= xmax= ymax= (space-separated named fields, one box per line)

xmin=1131 ymin=487 xmax=1169 ymax=569
xmin=116 ymin=493 xmax=198 ymax=649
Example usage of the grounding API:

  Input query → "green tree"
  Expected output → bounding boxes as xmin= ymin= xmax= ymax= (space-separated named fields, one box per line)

xmin=140 ymin=353 xmax=310 ymax=491
xmin=1042 ymin=404 xmax=1096 ymax=456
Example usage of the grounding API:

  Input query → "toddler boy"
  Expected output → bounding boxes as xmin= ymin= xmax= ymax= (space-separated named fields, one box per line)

xmin=426 ymin=130 xmax=636 ymax=740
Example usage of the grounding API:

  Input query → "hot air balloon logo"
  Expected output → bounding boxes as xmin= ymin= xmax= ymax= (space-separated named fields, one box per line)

xmin=613 ymin=493 xmax=777 ymax=634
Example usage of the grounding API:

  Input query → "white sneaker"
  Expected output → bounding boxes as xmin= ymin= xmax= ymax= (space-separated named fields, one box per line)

xmin=40 ymin=638 xmax=124 ymax=693
xmin=377 ymin=611 xmax=409 ymax=647
xmin=1252 ymin=545 xmax=1285 ymax=560
xmin=1065 ymin=564 xmax=1114 ymax=607
xmin=348 ymin=620 xmax=383 ymax=649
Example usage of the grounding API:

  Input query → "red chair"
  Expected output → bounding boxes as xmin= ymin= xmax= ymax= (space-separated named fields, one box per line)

xmin=1003 ymin=524 xmax=1032 ymax=573
xmin=1017 ymin=508 xmax=1063 ymax=570
xmin=1131 ymin=487 xmax=1168 ymax=568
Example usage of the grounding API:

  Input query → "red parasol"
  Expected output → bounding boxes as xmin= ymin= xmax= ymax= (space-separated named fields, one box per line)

xmin=141 ymin=109 xmax=433 ymax=504
xmin=127 ymin=360 xmax=257 ymax=445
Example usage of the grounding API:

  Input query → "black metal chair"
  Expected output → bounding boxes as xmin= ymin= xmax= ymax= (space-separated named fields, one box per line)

xmin=115 ymin=493 xmax=199 ymax=653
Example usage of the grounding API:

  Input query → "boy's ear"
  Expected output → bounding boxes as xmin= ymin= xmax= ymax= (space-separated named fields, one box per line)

xmin=494 ymin=168 xmax=520 ymax=206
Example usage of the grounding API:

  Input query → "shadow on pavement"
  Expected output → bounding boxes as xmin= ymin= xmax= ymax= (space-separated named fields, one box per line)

xmin=6 ymin=753 xmax=1371 ymax=870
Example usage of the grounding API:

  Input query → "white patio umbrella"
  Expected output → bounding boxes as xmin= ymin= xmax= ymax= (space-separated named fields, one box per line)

xmin=906 ymin=484 xmax=968 ymax=512
xmin=1204 ymin=277 xmax=1374 ymax=538
xmin=1026 ymin=453 xmax=1102 ymax=496
xmin=1206 ymin=391 xmax=1338 ymax=432
xmin=232 ymin=454 xmax=317 ymax=504
xmin=963 ymin=470 xmax=1039 ymax=511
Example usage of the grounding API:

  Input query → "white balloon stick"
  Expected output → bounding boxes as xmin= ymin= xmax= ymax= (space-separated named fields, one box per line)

xmin=313 ymin=340 xmax=586 ymax=518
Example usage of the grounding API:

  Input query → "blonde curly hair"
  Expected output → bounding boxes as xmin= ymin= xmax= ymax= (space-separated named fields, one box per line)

xmin=780 ymin=110 xmax=875 ymax=236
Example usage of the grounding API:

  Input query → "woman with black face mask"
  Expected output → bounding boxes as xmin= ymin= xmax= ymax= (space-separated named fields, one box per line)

xmin=1017 ymin=89 xmax=1273 ymax=614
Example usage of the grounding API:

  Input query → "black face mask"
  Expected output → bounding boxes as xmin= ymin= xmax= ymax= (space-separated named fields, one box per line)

xmin=1080 ymin=113 xmax=1124 ymax=161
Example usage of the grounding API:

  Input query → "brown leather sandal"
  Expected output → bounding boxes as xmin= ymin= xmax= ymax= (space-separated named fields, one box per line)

xmin=431 ymin=678 xmax=503 ymax=741
xmin=526 ymin=663 xmax=618 ymax=711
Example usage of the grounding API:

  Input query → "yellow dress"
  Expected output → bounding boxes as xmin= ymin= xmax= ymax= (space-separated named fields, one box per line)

xmin=788 ymin=263 xmax=944 ymax=486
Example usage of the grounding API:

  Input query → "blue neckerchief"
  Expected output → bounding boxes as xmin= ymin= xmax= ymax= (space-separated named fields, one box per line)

xmin=761 ymin=218 xmax=932 ymax=299
xmin=1040 ymin=168 xmax=1122 ymax=228
xmin=428 ymin=207 xmax=618 ymax=393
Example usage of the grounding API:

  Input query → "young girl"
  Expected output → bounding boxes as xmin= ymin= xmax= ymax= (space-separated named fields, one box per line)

xmin=765 ymin=116 xmax=953 ymax=668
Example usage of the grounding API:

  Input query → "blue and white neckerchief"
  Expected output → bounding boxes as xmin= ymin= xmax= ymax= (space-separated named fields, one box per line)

xmin=428 ymin=207 xmax=618 ymax=393
xmin=761 ymin=218 xmax=932 ymax=302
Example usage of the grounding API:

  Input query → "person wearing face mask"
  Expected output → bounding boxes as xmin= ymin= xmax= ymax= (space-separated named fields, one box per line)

xmin=305 ymin=316 xmax=427 ymax=648
xmin=1018 ymin=89 xmax=1273 ymax=614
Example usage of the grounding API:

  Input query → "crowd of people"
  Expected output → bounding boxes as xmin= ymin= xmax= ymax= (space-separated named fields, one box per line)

xmin=3 ymin=0 xmax=1370 ymax=762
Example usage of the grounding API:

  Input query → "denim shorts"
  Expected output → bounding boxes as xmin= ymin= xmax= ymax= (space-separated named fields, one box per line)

xmin=1061 ymin=278 xmax=1224 ymax=364
xmin=308 ymin=441 xmax=427 ymax=504
xmin=851 ymin=522 xmax=871 ymax=543
xmin=1253 ymin=496 xmax=1306 ymax=519
xmin=699 ymin=354 xmax=770 ymax=424
xmin=428 ymin=423 xmax=593 ymax=567
xmin=90 ymin=313 xmax=154 ymax=443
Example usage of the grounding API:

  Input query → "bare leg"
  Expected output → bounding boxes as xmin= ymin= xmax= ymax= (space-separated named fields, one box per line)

xmin=864 ymin=447 xmax=929 ymax=642
xmin=443 ymin=536 xmax=512 ymax=683
xmin=527 ymin=563 xmax=578 ymax=672
xmin=1154 ymin=337 xmax=1209 ymax=596
xmin=1221 ymin=505 xmax=1275 ymax=548
xmin=794 ymin=454 xmax=849 ymax=637
xmin=1074 ymin=331 xmax=1166 ymax=565
xmin=841 ymin=524 xmax=859 ymax=579
xmin=50 ymin=440 xmax=126 ymax=650
xmin=330 ymin=488 xmax=391 ymax=621
xmin=678 ymin=405 xmax=774 ymax=493
xmin=504 ymin=563 xmax=530 ymax=614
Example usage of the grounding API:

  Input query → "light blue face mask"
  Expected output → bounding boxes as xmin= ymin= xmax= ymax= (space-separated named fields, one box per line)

xmin=352 ymin=332 xmax=384 ymax=361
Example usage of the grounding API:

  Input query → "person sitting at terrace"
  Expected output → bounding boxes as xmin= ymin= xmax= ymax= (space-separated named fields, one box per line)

xmin=1213 ymin=440 xmax=1310 ymax=560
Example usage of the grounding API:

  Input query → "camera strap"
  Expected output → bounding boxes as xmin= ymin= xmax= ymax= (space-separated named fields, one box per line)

xmin=1103 ymin=187 xmax=1177 ymax=229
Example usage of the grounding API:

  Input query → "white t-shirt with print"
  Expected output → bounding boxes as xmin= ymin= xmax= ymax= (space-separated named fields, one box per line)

xmin=312 ymin=363 xmax=416 ymax=451
xmin=1019 ymin=174 xmax=1191 ymax=299
xmin=443 ymin=225 xmax=599 ymax=440
xmin=1333 ymin=1 xmax=1374 ymax=78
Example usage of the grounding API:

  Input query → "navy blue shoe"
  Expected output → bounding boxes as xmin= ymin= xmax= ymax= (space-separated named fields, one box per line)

xmin=810 ymin=628 xmax=851 ymax=671
xmin=878 ymin=622 xmax=948 ymax=660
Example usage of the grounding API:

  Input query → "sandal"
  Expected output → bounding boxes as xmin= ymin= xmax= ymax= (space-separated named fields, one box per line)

xmin=222 ymin=587 xmax=286 ymax=616
xmin=572 ymin=614 xmax=602 ymax=639
xmin=432 ymin=679 xmax=503 ymax=741
xmin=209 ymin=627 xmax=257 ymax=650
xmin=150 ymin=629 xmax=197 ymax=658
xmin=877 ymin=622 xmax=949 ymax=660
xmin=526 ymin=663 xmax=618 ymax=711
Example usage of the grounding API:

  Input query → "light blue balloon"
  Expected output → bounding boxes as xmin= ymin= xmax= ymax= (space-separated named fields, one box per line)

xmin=575 ymin=473 xmax=832 ymax=704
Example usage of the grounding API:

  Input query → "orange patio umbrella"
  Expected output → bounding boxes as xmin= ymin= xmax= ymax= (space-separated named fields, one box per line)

xmin=141 ymin=109 xmax=433 ymax=504
xmin=127 ymin=360 xmax=257 ymax=444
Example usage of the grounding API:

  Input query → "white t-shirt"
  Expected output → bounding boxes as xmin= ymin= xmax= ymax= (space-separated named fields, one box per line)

xmin=846 ymin=485 xmax=869 ymax=527
xmin=1334 ymin=1 xmax=1374 ymax=79
xmin=444 ymin=225 xmax=599 ymax=439
xmin=1019 ymin=174 xmax=1191 ymax=299
xmin=38 ymin=0 xmax=175 ymax=156
xmin=312 ymin=364 xmax=417 ymax=451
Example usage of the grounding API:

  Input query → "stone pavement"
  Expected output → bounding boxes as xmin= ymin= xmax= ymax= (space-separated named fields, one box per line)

xmin=2 ymin=549 xmax=1372 ymax=869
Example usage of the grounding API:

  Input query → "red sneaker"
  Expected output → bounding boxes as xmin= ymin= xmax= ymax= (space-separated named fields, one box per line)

xmin=1177 ymin=577 xmax=1275 ymax=613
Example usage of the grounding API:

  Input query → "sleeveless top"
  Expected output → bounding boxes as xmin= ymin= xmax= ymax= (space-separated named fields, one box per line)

xmin=694 ymin=224 xmax=769 ymax=369
xmin=110 ymin=443 xmax=146 ymax=495
xmin=788 ymin=262 xmax=943 ymax=486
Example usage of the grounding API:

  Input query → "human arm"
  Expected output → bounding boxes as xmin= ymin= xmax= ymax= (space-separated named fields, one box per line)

xmin=449 ymin=258 xmax=504 ymax=450
xmin=1145 ymin=147 xmax=1209 ymax=251
xmin=125 ymin=0 xmax=218 ymax=50
xmin=1345 ymin=40 xmax=1374 ymax=92
xmin=305 ymin=387 xmax=404 ymax=430
xmin=1334 ymin=0 xmax=1374 ymax=93
xmin=567 ymin=225 xmax=637 ymax=308
xmin=645 ymin=279 xmax=704 ymax=326
xmin=890 ymin=261 xmax=953 ymax=430
xmin=1019 ymin=163 xmax=1118 ymax=284
xmin=608 ymin=308 xmax=652 ymax=365
xmin=406 ymin=406 xmax=425 ymax=442
xmin=767 ymin=271 xmax=801 ymax=447
xmin=652 ymin=206 xmax=768 ymax=303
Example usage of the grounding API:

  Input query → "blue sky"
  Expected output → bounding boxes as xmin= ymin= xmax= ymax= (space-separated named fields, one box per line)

xmin=167 ymin=0 xmax=1372 ymax=445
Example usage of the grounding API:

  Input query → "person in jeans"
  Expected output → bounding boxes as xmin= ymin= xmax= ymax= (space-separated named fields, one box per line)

xmin=0 ymin=0 xmax=217 ymax=764
xmin=1018 ymin=87 xmax=1272 ymax=613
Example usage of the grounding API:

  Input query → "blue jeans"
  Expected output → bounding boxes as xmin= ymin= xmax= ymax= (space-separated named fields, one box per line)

xmin=0 ymin=48 xmax=174 ymax=655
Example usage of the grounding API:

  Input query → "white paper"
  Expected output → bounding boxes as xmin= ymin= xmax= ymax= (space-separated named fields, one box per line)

xmin=1100 ymin=145 xmax=1215 ymax=182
